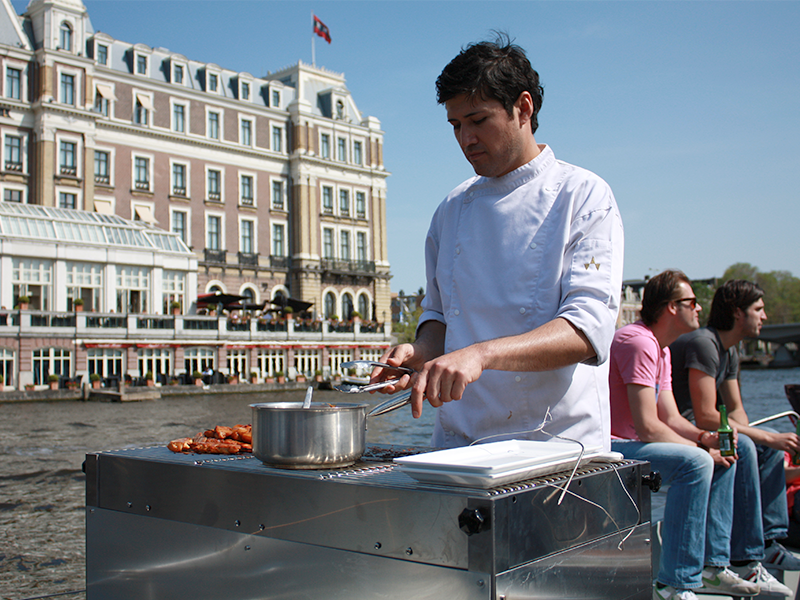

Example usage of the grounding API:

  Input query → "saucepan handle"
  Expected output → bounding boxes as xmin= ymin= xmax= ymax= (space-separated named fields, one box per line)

xmin=367 ymin=390 xmax=413 ymax=418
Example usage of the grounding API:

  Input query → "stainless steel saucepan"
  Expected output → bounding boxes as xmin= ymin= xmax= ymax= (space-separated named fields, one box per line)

xmin=250 ymin=390 xmax=412 ymax=469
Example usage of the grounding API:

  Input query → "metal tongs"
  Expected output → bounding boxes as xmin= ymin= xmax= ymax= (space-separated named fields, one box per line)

xmin=334 ymin=360 xmax=414 ymax=393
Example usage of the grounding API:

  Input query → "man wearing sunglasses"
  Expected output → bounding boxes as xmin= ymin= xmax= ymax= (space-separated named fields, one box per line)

xmin=671 ymin=280 xmax=800 ymax=592
xmin=609 ymin=270 xmax=759 ymax=600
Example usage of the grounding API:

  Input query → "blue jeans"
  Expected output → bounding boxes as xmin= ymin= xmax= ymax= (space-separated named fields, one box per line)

xmin=731 ymin=431 xmax=789 ymax=562
xmin=612 ymin=440 xmax=735 ymax=590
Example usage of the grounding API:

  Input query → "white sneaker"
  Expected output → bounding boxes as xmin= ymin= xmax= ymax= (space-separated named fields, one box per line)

xmin=653 ymin=583 xmax=698 ymax=600
xmin=698 ymin=566 xmax=760 ymax=596
xmin=764 ymin=541 xmax=800 ymax=571
xmin=731 ymin=561 xmax=792 ymax=597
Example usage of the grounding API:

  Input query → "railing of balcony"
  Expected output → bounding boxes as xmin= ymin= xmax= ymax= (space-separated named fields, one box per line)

xmin=321 ymin=259 xmax=376 ymax=274
xmin=269 ymin=255 xmax=290 ymax=269
xmin=238 ymin=252 xmax=258 ymax=266
xmin=204 ymin=249 xmax=226 ymax=264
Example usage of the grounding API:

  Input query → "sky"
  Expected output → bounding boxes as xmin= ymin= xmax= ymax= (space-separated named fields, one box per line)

xmin=12 ymin=0 xmax=800 ymax=295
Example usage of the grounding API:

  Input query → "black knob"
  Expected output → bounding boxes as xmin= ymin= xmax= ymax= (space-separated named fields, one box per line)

xmin=458 ymin=507 xmax=490 ymax=536
xmin=642 ymin=471 xmax=662 ymax=492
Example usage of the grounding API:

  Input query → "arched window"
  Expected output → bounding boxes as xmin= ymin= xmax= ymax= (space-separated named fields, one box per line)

xmin=358 ymin=293 xmax=370 ymax=320
xmin=59 ymin=22 xmax=73 ymax=52
xmin=324 ymin=291 xmax=336 ymax=319
xmin=342 ymin=293 xmax=354 ymax=321
xmin=208 ymin=284 xmax=223 ymax=294
xmin=241 ymin=287 xmax=256 ymax=305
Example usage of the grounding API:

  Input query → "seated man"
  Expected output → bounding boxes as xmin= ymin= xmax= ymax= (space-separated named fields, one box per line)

xmin=610 ymin=270 xmax=763 ymax=599
xmin=671 ymin=280 xmax=800 ymax=583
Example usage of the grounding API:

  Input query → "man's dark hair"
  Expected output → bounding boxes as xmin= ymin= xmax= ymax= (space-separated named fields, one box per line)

xmin=640 ymin=269 xmax=691 ymax=326
xmin=435 ymin=34 xmax=544 ymax=134
xmin=707 ymin=280 xmax=764 ymax=331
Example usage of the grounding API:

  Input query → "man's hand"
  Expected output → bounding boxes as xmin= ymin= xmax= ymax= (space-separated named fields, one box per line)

xmin=409 ymin=345 xmax=486 ymax=416
xmin=760 ymin=431 xmax=800 ymax=453
xmin=708 ymin=447 xmax=736 ymax=468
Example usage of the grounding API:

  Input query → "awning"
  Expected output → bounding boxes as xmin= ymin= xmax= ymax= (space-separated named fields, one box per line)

xmin=93 ymin=199 xmax=114 ymax=215
xmin=135 ymin=92 xmax=154 ymax=111
xmin=197 ymin=292 xmax=248 ymax=307
xmin=134 ymin=205 xmax=156 ymax=224
xmin=96 ymin=83 xmax=117 ymax=101
xmin=270 ymin=297 xmax=314 ymax=313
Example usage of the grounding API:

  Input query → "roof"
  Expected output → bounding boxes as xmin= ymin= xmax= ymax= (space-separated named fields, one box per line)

xmin=0 ymin=203 xmax=192 ymax=255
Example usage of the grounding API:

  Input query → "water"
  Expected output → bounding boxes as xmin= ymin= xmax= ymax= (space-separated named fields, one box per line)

xmin=1 ymin=368 xmax=797 ymax=599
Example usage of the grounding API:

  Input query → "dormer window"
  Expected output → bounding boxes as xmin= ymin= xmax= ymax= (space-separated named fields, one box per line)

xmin=136 ymin=55 xmax=148 ymax=75
xmin=96 ymin=44 xmax=108 ymax=65
xmin=59 ymin=22 xmax=73 ymax=52
xmin=173 ymin=64 xmax=184 ymax=84
xmin=208 ymin=73 xmax=218 ymax=92
xmin=241 ymin=81 xmax=250 ymax=101
xmin=271 ymin=89 xmax=281 ymax=108
xmin=336 ymin=100 xmax=344 ymax=120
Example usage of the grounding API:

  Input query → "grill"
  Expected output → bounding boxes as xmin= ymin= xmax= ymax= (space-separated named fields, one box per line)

xmin=85 ymin=444 xmax=652 ymax=599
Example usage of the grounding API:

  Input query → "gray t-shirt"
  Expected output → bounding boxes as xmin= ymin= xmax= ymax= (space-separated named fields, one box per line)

xmin=669 ymin=327 xmax=739 ymax=420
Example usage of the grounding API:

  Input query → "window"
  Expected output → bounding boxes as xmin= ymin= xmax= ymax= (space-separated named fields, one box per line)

xmin=59 ymin=141 xmax=76 ymax=175
xmin=240 ymin=175 xmax=253 ymax=205
xmin=6 ymin=67 xmax=21 ymax=100
xmin=59 ymin=191 xmax=76 ymax=209
xmin=272 ymin=126 xmax=282 ymax=152
xmin=116 ymin=266 xmax=149 ymax=313
xmin=240 ymin=119 xmax=252 ymax=146
xmin=358 ymin=293 xmax=370 ymax=320
xmin=271 ymin=89 xmax=280 ymax=108
xmin=96 ymin=44 xmax=108 ymax=65
xmin=320 ymin=133 xmax=330 ymax=159
xmin=59 ymin=22 xmax=72 ymax=52
xmin=13 ymin=258 xmax=53 ymax=310
xmin=94 ymin=92 xmax=108 ymax=116
xmin=136 ymin=55 xmax=148 ymax=75
xmin=323 ymin=228 xmax=334 ymax=259
xmin=271 ymin=180 xmax=283 ymax=210
xmin=257 ymin=348 xmax=285 ymax=377
xmin=0 ymin=349 xmax=15 ymax=388
xmin=4 ymin=189 xmax=22 ymax=203
xmin=66 ymin=262 xmax=103 ymax=312
xmin=134 ymin=96 xmax=150 ymax=125
xmin=324 ymin=291 xmax=336 ymax=319
xmin=134 ymin=157 xmax=150 ymax=190
xmin=340 ymin=230 xmax=351 ymax=260
xmin=172 ymin=163 xmax=186 ymax=196
xmin=357 ymin=232 xmax=367 ymax=262
xmin=322 ymin=186 xmax=333 ymax=213
xmin=171 ymin=210 xmax=187 ymax=243
xmin=272 ymin=223 xmax=285 ymax=257
xmin=208 ymin=111 xmax=220 ymax=139
xmin=356 ymin=191 xmax=366 ymax=217
xmin=173 ymin=103 xmax=185 ymax=133
xmin=33 ymin=348 xmax=71 ymax=385
xmin=337 ymin=138 xmax=347 ymax=162
xmin=207 ymin=169 xmax=221 ymax=201
xmin=353 ymin=141 xmax=363 ymax=165
xmin=241 ymin=81 xmax=250 ymax=101
xmin=60 ymin=73 xmax=74 ymax=105
xmin=5 ymin=135 xmax=21 ymax=171
xmin=88 ymin=349 xmax=123 ymax=379
xmin=241 ymin=220 xmax=254 ymax=254
xmin=162 ymin=272 xmax=185 ymax=316
xmin=207 ymin=215 xmax=221 ymax=250
xmin=185 ymin=347 xmax=215 ymax=376
xmin=94 ymin=150 xmax=110 ymax=184
xmin=340 ymin=190 xmax=350 ymax=216
xmin=172 ymin=64 xmax=183 ymax=84
xmin=208 ymin=72 xmax=218 ymax=92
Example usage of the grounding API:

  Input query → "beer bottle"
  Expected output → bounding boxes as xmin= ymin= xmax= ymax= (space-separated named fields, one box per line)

xmin=793 ymin=420 xmax=800 ymax=465
xmin=718 ymin=404 xmax=735 ymax=457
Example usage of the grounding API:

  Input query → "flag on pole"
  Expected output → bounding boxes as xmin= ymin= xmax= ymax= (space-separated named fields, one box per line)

xmin=313 ymin=15 xmax=331 ymax=44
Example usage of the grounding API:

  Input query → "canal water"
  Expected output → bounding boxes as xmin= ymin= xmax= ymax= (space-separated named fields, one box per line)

xmin=2 ymin=368 xmax=799 ymax=600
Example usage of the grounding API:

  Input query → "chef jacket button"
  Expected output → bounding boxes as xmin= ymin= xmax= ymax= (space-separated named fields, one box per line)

xmin=515 ymin=376 xmax=521 ymax=382
xmin=519 ymin=307 xmax=526 ymax=314
xmin=456 ymin=247 xmax=461 ymax=255
xmin=454 ymin=309 xmax=460 ymax=316
xmin=530 ymin=242 xmax=537 ymax=249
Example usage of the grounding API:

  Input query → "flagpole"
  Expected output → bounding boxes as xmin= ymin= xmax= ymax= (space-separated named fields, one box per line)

xmin=311 ymin=12 xmax=315 ymax=66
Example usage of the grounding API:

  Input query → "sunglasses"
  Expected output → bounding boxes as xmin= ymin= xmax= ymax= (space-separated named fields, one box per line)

xmin=674 ymin=297 xmax=698 ymax=309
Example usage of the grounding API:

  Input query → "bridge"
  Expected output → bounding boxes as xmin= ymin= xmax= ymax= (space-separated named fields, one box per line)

xmin=755 ymin=323 xmax=800 ymax=367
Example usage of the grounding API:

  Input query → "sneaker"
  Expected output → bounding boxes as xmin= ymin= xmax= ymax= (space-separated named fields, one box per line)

xmin=697 ymin=566 xmax=760 ymax=596
xmin=732 ymin=561 xmax=792 ymax=597
xmin=653 ymin=582 xmax=698 ymax=600
xmin=764 ymin=541 xmax=800 ymax=571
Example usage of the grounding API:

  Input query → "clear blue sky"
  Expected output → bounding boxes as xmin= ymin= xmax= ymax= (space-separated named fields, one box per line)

xmin=14 ymin=0 xmax=799 ymax=294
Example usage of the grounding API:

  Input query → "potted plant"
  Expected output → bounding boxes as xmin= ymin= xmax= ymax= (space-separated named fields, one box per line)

xmin=282 ymin=306 xmax=293 ymax=320
xmin=67 ymin=378 xmax=78 ymax=390
xmin=170 ymin=300 xmax=181 ymax=315
xmin=314 ymin=369 xmax=323 ymax=383
xmin=145 ymin=371 xmax=154 ymax=386
xmin=48 ymin=374 xmax=60 ymax=390
xmin=275 ymin=370 xmax=285 ymax=384
xmin=17 ymin=295 xmax=30 ymax=310
xmin=193 ymin=370 xmax=203 ymax=386
xmin=250 ymin=371 xmax=259 ymax=384
xmin=0 ymin=374 xmax=4 ymax=391
xmin=296 ymin=372 xmax=307 ymax=383
xmin=168 ymin=376 xmax=179 ymax=386
xmin=351 ymin=311 xmax=362 ymax=322
xmin=73 ymin=298 xmax=84 ymax=312
xmin=25 ymin=382 xmax=35 ymax=391
xmin=90 ymin=373 xmax=102 ymax=389
xmin=226 ymin=373 xmax=239 ymax=385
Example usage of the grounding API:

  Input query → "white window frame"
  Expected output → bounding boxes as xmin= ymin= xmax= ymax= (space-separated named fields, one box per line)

xmin=270 ymin=178 xmax=285 ymax=211
xmin=169 ymin=159 xmax=189 ymax=197
xmin=337 ymin=137 xmax=347 ymax=162
xmin=133 ymin=90 xmax=154 ymax=126
xmin=206 ymin=69 xmax=221 ymax=94
xmin=205 ymin=211 xmax=225 ymax=251
xmin=94 ymin=81 xmax=115 ymax=117
xmin=2 ymin=184 xmax=26 ymax=204
xmin=320 ymin=132 xmax=331 ymax=159
xmin=134 ymin=52 xmax=149 ymax=76
xmin=131 ymin=199 xmax=156 ymax=225
xmin=131 ymin=152 xmax=154 ymax=192
xmin=353 ymin=138 xmax=364 ymax=166
xmin=3 ymin=131 xmax=27 ymax=173
xmin=95 ymin=41 xmax=109 ymax=66
xmin=171 ymin=60 xmax=188 ymax=86
xmin=58 ymin=21 xmax=73 ymax=52
xmin=239 ymin=216 xmax=257 ymax=254
xmin=206 ymin=107 xmax=222 ymax=140
xmin=271 ymin=220 xmax=286 ymax=258
xmin=55 ymin=185 xmax=82 ymax=210
xmin=205 ymin=165 xmax=224 ymax=202
xmin=239 ymin=76 xmax=253 ymax=102
xmin=93 ymin=146 xmax=114 ymax=186
xmin=170 ymin=99 xmax=188 ymax=133
xmin=338 ymin=187 xmax=351 ymax=217
xmin=355 ymin=190 xmax=367 ymax=219
xmin=270 ymin=88 xmax=281 ymax=109
xmin=321 ymin=185 xmax=333 ymax=214
xmin=272 ymin=126 xmax=284 ymax=153
xmin=356 ymin=230 xmax=370 ymax=262
xmin=58 ymin=68 xmax=80 ymax=106
xmin=170 ymin=207 xmax=190 ymax=247
xmin=56 ymin=133 xmax=82 ymax=178
xmin=239 ymin=116 xmax=254 ymax=146
xmin=4 ymin=62 xmax=26 ymax=101
xmin=239 ymin=171 xmax=256 ymax=206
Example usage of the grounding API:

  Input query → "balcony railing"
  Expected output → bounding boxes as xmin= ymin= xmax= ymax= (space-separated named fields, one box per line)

xmin=172 ymin=186 xmax=186 ymax=197
xmin=269 ymin=255 xmax=290 ymax=269
xmin=95 ymin=175 xmax=110 ymax=185
xmin=203 ymin=249 xmax=226 ymax=264
xmin=207 ymin=192 xmax=221 ymax=202
xmin=5 ymin=161 xmax=22 ymax=172
xmin=321 ymin=259 xmax=376 ymax=274
xmin=60 ymin=165 xmax=77 ymax=176
xmin=238 ymin=252 xmax=258 ymax=266
xmin=134 ymin=181 xmax=150 ymax=191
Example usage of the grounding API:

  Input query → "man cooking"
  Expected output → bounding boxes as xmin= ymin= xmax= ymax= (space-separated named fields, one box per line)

xmin=374 ymin=35 xmax=624 ymax=450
